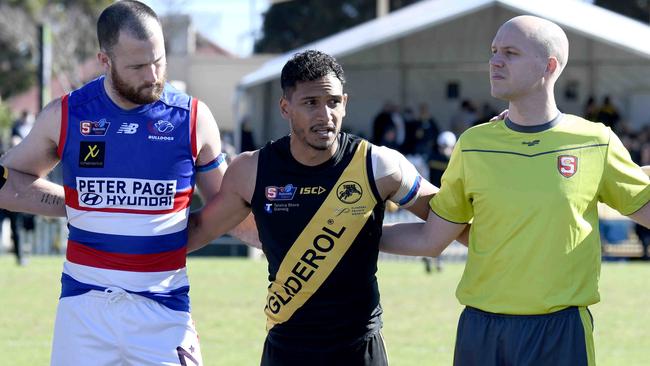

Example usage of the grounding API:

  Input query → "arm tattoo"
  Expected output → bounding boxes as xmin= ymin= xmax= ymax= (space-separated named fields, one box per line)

xmin=41 ymin=193 xmax=63 ymax=206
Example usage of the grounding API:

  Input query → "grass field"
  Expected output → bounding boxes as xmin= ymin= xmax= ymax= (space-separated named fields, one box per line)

xmin=1 ymin=256 xmax=650 ymax=365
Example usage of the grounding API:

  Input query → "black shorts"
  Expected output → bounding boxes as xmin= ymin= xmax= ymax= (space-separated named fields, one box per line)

xmin=454 ymin=306 xmax=595 ymax=366
xmin=260 ymin=331 xmax=388 ymax=366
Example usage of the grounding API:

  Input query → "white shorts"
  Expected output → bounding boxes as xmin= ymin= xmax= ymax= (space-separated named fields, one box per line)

xmin=50 ymin=289 xmax=203 ymax=366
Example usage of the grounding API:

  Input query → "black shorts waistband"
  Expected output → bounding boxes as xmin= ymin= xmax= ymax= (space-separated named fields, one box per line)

xmin=465 ymin=305 xmax=581 ymax=319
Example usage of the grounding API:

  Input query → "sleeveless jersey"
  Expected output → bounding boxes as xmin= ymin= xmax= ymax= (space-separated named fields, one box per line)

xmin=251 ymin=132 xmax=385 ymax=351
xmin=57 ymin=76 xmax=198 ymax=312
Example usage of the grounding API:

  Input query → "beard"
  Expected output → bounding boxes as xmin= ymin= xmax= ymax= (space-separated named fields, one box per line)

xmin=291 ymin=125 xmax=339 ymax=151
xmin=110 ymin=66 xmax=165 ymax=105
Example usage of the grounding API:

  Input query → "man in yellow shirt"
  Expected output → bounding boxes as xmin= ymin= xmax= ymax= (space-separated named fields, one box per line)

xmin=381 ymin=15 xmax=650 ymax=366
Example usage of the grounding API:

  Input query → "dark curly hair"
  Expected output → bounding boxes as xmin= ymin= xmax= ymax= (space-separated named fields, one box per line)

xmin=280 ymin=50 xmax=346 ymax=97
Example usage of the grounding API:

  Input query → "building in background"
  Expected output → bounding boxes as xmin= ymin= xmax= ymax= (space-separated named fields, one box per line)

xmin=238 ymin=0 xmax=650 ymax=145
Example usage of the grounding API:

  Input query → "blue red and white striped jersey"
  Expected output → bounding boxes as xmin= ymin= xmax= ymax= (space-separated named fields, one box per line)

xmin=57 ymin=76 xmax=198 ymax=311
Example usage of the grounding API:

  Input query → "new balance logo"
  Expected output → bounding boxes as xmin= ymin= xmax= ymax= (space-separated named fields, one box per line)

xmin=117 ymin=123 xmax=138 ymax=134
xmin=522 ymin=140 xmax=540 ymax=146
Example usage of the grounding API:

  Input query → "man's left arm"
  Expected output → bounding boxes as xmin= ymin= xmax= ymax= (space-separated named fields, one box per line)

xmin=192 ymin=100 xmax=260 ymax=248
xmin=373 ymin=146 xmax=467 ymax=255
xmin=629 ymin=201 xmax=650 ymax=228
xmin=599 ymin=129 xmax=650 ymax=227
xmin=193 ymin=100 xmax=226 ymax=201
xmin=627 ymin=166 xmax=650 ymax=228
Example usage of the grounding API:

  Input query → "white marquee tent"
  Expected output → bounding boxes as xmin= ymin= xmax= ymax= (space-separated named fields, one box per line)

xmin=236 ymin=0 xmax=650 ymax=147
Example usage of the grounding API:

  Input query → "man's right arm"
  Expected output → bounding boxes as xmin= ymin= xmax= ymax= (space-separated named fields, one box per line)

xmin=187 ymin=151 xmax=257 ymax=253
xmin=0 ymin=98 xmax=66 ymax=217
xmin=380 ymin=211 xmax=466 ymax=257
xmin=0 ymin=167 xmax=65 ymax=216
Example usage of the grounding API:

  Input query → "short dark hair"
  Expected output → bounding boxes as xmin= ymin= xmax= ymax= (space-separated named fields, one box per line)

xmin=97 ymin=0 xmax=161 ymax=54
xmin=280 ymin=50 xmax=346 ymax=97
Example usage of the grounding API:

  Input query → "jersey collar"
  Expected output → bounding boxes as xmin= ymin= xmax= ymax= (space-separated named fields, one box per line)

xmin=505 ymin=113 xmax=563 ymax=133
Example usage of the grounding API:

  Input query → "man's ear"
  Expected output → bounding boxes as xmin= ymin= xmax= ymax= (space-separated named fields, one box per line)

xmin=97 ymin=51 xmax=111 ymax=72
xmin=545 ymin=57 xmax=559 ymax=77
xmin=279 ymin=95 xmax=290 ymax=120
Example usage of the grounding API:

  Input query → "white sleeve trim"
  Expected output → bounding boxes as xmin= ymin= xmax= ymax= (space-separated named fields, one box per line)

xmin=371 ymin=145 xmax=400 ymax=180
xmin=370 ymin=145 xmax=422 ymax=207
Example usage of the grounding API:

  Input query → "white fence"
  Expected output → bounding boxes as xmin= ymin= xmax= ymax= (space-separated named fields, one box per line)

xmin=0 ymin=216 xmax=67 ymax=256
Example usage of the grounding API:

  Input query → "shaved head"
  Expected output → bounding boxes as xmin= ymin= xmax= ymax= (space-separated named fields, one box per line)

xmin=500 ymin=15 xmax=569 ymax=76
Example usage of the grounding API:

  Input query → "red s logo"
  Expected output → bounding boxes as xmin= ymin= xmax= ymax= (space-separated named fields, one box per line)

xmin=265 ymin=187 xmax=277 ymax=199
xmin=558 ymin=155 xmax=577 ymax=177
xmin=80 ymin=121 xmax=91 ymax=135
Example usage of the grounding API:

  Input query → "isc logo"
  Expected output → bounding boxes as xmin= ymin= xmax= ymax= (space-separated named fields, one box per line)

xmin=300 ymin=186 xmax=326 ymax=195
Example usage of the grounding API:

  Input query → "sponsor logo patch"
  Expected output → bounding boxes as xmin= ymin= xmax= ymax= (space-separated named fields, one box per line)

xmin=79 ymin=192 xmax=103 ymax=206
xmin=265 ymin=184 xmax=297 ymax=201
xmin=80 ymin=119 xmax=110 ymax=136
xmin=334 ymin=208 xmax=350 ymax=217
xmin=117 ymin=123 xmax=139 ymax=135
xmin=558 ymin=155 xmax=577 ymax=178
xmin=299 ymin=186 xmax=326 ymax=195
xmin=79 ymin=142 xmax=105 ymax=168
xmin=522 ymin=139 xmax=540 ymax=146
xmin=147 ymin=119 xmax=179 ymax=141
xmin=336 ymin=181 xmax=362 ymax=204
xmin=76 ymin=177 xmax=176 ymax=210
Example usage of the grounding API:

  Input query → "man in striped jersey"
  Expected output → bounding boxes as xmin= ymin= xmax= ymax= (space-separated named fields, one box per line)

xmin=0 ymin=1 xmax=233 ymax=365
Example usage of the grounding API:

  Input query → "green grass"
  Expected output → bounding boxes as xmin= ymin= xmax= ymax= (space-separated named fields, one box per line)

xmin=1 ymin=257 xmax=650 ymax=365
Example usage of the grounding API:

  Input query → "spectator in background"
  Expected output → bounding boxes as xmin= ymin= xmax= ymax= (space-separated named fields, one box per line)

xmin=379 ymin=127 xmax=400 ymax=150
xmin=583 ymin=95 xmax=598 ymax=121
xmin=636 ymin=127 xmax=650 ymax=259
xmin=598 ymin=95 xmax=621 ymax=132
xmin=474 ymin=102 xmax=498 ymax=127
xmin=372 ymin=101 xmax=395 ymax=145
xmin=12 ymin=110 xmax=34 ymax=141
xmin=450 ymin=99 xmax=477 ymax=137
xmin=402 ymin=106 xmax=418 ymax=155
xmin=427 ymin=131 xmax=457 ymax=188
xmin=4 ymin=110 xmax=36 ymax=265
xmin=422 ymin=130 xmax=457 ymax=273
xmin=240 ymin=116 xmax=257 ymax=152
xmin=413 ymin=102 xmax=440 ymax=156
xmin=372 ymin=101 xmax=405 ymax=150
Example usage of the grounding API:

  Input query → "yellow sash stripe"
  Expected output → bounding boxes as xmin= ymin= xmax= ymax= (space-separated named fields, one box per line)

xmin=265 ymin=140 xmax=377 ymax=330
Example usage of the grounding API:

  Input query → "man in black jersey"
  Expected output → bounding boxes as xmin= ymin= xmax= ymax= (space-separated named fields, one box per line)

xmin=188 ymin=50 xmax=440 ymax=365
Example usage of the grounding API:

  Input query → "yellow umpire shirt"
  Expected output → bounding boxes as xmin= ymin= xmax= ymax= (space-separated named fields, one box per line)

xmin=430 ymin=114 xmax=650 ymax=314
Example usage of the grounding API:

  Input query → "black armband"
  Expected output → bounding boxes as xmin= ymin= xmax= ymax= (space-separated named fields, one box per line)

xmin=0 ymin=165 xmax=7 ymax=190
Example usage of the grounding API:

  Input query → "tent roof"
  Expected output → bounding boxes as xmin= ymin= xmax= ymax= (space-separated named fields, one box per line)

xmin=240 ymin=0 xmax=650 ymax=89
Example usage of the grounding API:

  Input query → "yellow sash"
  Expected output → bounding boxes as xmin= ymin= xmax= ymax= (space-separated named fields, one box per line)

xmin=265 ymin=140 xmax=378 ymax=330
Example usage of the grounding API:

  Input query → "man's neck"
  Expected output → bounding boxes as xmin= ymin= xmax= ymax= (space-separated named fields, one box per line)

xmin=289 ymin=135 xmax=339 ymax=167
xmin=103 ymin=77 xmax=141 ymax=111
xmin=507 ymin=93 xmax=559 ymax=126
